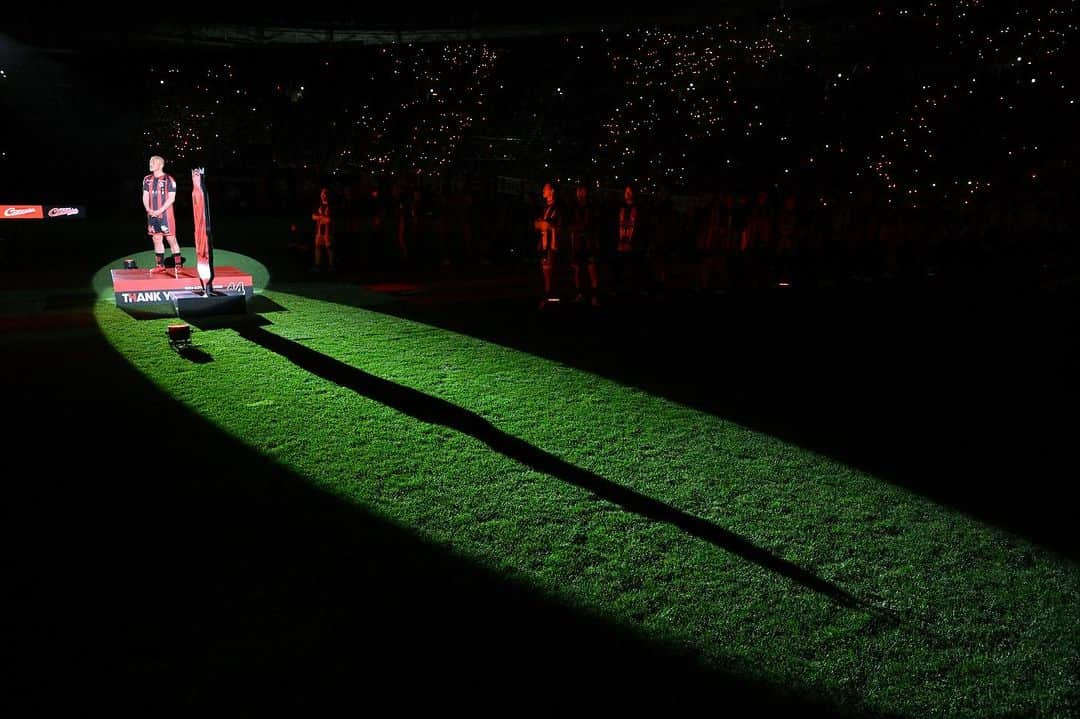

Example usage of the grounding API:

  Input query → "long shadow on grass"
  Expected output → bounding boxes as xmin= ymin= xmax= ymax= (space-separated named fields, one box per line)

xmin=234 ymin=323 xmax=882 ymax=616
xmin=341 ymin=281 xmax=1078 ymax=560
xmin=1 ymin=329 xmax=888 ymax=717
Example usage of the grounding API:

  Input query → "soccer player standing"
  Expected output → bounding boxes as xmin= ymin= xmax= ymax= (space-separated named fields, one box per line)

xmin=143 ymin=155 xmax=183 ymax=277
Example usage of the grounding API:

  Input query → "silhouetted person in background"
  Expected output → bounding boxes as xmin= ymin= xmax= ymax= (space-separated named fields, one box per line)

xmin=649 ymin=186 xmax=676 ymax=295
xmin=615 ymin=184 xmax=640 ymax=295
xmin=340 ymin=185 xmax=362 ymax=271
xmin=776 ymin=194 xmax=798 ymax=284
xmin=534 ymin=182 xmax=561 ymax=308
xmin=390 ymin=182 xmax=409 ymax=262
xmin=311 ymin=187 xmax=334 ymax=272
xmin=568 ymin=184 xmax=600 ymax=306
xmin=696 ymin=191 xmax=724 ymax=292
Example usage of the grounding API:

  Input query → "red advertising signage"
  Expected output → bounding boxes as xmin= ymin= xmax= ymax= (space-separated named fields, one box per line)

xmin=0 ymin=205 xmax=45 ymax=219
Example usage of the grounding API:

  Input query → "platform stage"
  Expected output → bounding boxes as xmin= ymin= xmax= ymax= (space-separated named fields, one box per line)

xmin=111 ymin=266 xmax=254 ymax=315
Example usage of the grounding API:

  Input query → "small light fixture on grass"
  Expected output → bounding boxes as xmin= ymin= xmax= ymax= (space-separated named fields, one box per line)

xmin=167 ymin=323 xmax=192 ymax=349
xmin=124 ymin=258 xmax=137 ymax=269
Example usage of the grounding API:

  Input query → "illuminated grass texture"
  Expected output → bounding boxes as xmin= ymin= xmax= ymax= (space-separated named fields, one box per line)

xmin=94 ymin=285 xmax=1078 ymax=718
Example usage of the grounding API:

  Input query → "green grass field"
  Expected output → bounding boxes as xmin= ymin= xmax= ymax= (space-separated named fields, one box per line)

xmin=86 ymin=277 xmax=1078 ymax=718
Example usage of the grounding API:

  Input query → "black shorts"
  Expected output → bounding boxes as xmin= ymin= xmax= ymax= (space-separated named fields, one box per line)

xmin=571 ymin=234 xmax=598 ymax=264
xmin=147 ymin=212 xmax=175 ymax=236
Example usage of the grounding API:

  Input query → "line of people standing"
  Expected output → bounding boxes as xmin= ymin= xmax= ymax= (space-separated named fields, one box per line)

xmin=532 ymin=182 xmax=671 ymax=308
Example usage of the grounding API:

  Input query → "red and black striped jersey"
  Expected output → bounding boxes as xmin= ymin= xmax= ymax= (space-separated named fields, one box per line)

xmin=143 ymin=173 xmax=176 ymax=212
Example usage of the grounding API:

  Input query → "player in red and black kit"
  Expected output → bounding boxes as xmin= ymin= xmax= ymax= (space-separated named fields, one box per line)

xmin=614 ymin=184 xmax=640 ymax=294
xmin=143 ymin=155 xmax=183 ymax=277
xmin=312 ymin=187 xmax=335 ymax=272
xmin=568 ymin=184 xmax=600 ymax=306
xmin=534 ymin=182 xmax=561 ymax=309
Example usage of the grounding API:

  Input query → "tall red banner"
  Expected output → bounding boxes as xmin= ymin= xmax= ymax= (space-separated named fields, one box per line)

xmin=191 ymin=169 xmax=214 ymax=292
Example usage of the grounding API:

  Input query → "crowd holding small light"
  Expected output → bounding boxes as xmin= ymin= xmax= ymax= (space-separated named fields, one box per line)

xmin=139 ymin=1 xmax=1076 ymax=213
xmin=592 ymin=3 xmax=1077 ymax=203
xmin=143 ymin=44 xmax=497 ymax=175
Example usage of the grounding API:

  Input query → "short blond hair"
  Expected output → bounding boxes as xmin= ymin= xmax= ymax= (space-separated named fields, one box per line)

xmin=149 ymin=155 xmax=165 ymax=166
